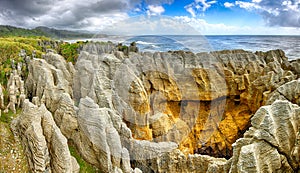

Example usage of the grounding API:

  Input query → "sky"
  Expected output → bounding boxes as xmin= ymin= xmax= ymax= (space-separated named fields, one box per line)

xmin=1 ymin=0 xmax=300 ymax=35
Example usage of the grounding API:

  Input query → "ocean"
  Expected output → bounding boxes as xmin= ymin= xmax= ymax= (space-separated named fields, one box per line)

xmin=71 ymin=35 xmax=300 ymax=60
xmin=123 ymin=35 xmax=300 ymax=60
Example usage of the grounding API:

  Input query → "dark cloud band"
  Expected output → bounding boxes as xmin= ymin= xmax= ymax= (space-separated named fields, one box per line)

xmin=0 ymin=0 xmax=173 ymax=30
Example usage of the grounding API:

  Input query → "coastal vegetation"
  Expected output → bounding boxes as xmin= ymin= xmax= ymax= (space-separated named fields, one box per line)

xmin=59 ymin=41 xmax=87 ymax=63
xmin=0 ymin=25 xmax=93 ymax=39
xmin=0 ymin=36 xmax=44 ymax=85
xmin=0 ymin=36 xmax=91 ymax=84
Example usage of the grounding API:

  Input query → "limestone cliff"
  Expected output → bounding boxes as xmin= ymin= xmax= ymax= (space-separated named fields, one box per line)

xmin=17 ymin=44 xmax=300 ymax=173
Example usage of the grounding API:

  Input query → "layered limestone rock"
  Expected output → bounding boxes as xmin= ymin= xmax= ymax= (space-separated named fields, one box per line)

xmin=75 ymin=96 xmax=124 ymax=172
xmin=266 ymin=79 xmax=300 ymax=105
xmin=53 ymin=93 xmax=78 ymax=139
xmin=156 ymin=150 xmax=228 ymax=173
xmin=22 ymin=46 xmax=300 ymax=173
xmin=24 ymin=51 xmax=136 ymax=172
xmin=73 ymin=95 xmax=179 ymax=173
xmin=111 ymin=49 xmax=296 ymax=158
xmin=128 ymin=142 xmax=228 ymax=173
xmin=3 ymin=69 xmax=26 ymax=113
xmin=288 ymin=59 xmax=300 ymax=77
xmin=73 ymin=49 xmax=122 ymax=108
xmin=228 ymin=100 xmax=300 ymax=172
xmin=25 ymin=52 xmax=74 ymax=112
xmin=11 ymin=99 xmax=79 ymax=173
xmin=24 ymin=52 xmax=79 ymax=142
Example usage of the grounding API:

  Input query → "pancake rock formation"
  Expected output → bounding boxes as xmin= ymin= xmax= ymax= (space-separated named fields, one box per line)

xmin=11 ymin=100 xmax=79 ymax=173
xmin=15 ymin=43 xmax=300 ymax=173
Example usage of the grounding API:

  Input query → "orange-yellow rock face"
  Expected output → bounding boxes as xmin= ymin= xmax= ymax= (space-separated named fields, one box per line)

xmin=127 ymin=70 xmax=254 ymax=158
xmin=124 ymin=50 xmax=295 ymax=159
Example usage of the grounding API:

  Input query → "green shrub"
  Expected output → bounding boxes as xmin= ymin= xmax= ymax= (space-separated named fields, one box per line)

xmin=0 ymin=109 xmax=21 ymax=123
xmin=68 ymin=143 xmax=102 ymax=173
xmin=59 ymin=43 xmax=79 ymax=63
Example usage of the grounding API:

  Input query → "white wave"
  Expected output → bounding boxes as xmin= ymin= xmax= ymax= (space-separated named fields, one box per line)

xmin=136 ymin=41 xmax=155 ymax=45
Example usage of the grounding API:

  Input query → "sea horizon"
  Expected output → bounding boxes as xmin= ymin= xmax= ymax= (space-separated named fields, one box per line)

xmin=65 ymin=35 xmax=300 ymax=60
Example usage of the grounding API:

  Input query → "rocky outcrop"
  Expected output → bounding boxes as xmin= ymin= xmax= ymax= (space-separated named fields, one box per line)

xmin=25 ymin=52 xmax=73 ymax=112
xmin=289 ymin=59 xmax=300 ymax=77
xmin=266 ymin=79 xmax=300 ymax=105
xmin=20 ymin=45 xmax=300 ymax=173
xmin=3 ymin=69 xmax=26 ymax=113
xmin=157 ymin=150 xmax=227 ymax=173
xmin=73 ymin=49 xmax=122 ymax=107
xmin=23 ymin=51 xmax=136 ymax=172
xmin=228 ymin=100 xmax=300 ymax=172
xmin=11 ymin=99 xmax=79 ymax=173
xmin=127 ymin=141 xmax=227 ymax=173
xmin=110 ymin=49 xmax=296 ymax=159
xmin=75 ymin=96 xmax=124 ymax=172
xmin=53 ymin=93 xmax=78 ymax=139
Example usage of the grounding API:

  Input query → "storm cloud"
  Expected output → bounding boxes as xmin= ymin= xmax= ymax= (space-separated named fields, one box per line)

xmin=0 ymin=0 xmax=173 ymax=31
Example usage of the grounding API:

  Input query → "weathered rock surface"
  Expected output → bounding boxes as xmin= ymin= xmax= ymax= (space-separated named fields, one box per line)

xmin=53 ymin=93 xmax=78 ymax=139
xmin=228 ymin=100 xmax=300 ymax=172
xmin=11 ymin=99 xmax=79 ymax=173
xmin=110 ymin=49 xmax=297 ymax=158
xmin=267 ymin=79 xmax=300 ymax=105
xmin=3 ymin=69 xmax=26 ymax=113
xmin=23 ymin=51 xmax=132 ymax=172
xmin=25 ymin=52 xmax=73 ymax=112
xmin=289 ymin=59 xmax=300 ymax=77
xmin=76 ymin=96 xmax=123 ymax=172
xmin=73 ymin=50 xmax=122 ymax=108
xmin=20 ymin=45 xmax=300 ymax=173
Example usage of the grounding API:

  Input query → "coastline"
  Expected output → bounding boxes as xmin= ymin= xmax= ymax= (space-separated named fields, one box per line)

xmin=63 ymin=35 xmax=300 ymax=60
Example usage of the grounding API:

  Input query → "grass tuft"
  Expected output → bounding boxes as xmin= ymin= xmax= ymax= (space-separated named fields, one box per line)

xmin=68 ymin=142 xmax=102 ymax=173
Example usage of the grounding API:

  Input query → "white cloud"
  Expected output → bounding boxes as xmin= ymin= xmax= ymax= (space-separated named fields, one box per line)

xmin=185 ymin=6 xmax=197 ymax=17
xmin=82 ymin=14 xmax=129 ymax=32
xmin=147 ymin=5 xmax=165 ymax=16
xmin=224 ymin=2 xmax=235 ymax=8
xmin=174 ymin=15 xmax=300 ymax=35
xmin=251 ymin=0 xmax=262 ymax=3
xmin=134 ymin=8 xmax=142 ymax=12
xmin=197 ymin=0 xmax=217 ymax=11
xmin=234 ymin=0 xmax=300 ymax=27
xmin=235 ymin=1 xmax=260 ymax=10
xmin=174 ymin=16 xmax=243 ymax=35
xmin=282 ymin=0 xmax=299 ymax=11
xmin=185 ymin=0 xmax=217 ymax=17
xmin=101 ymin=16 xmax=199 ymax=35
